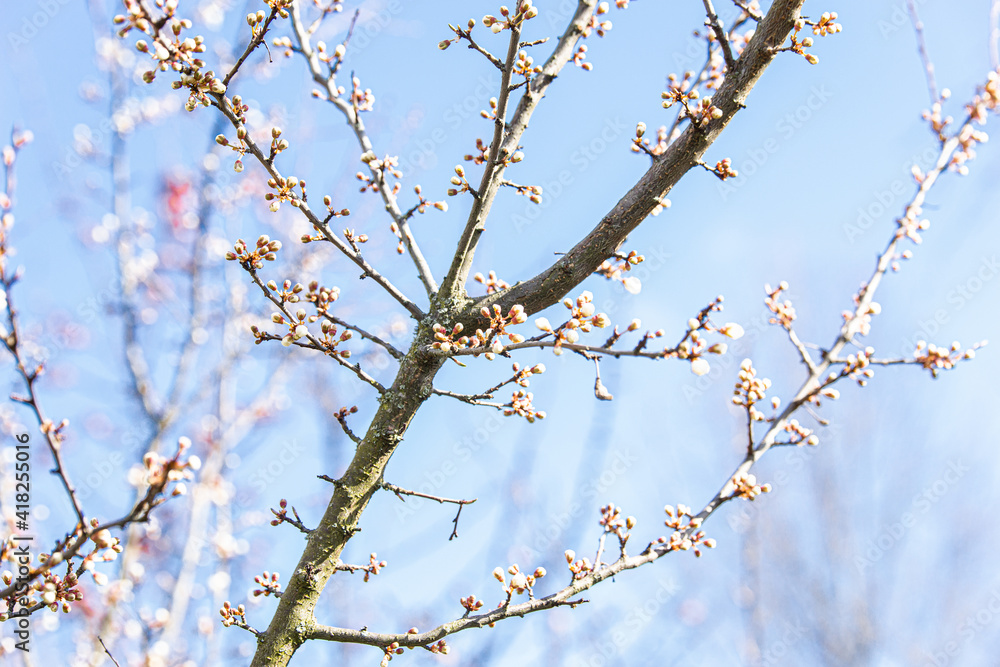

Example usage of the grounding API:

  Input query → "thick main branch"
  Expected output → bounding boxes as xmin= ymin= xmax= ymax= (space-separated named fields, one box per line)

xmin=470 ymin=0 xmax=806 ymax=322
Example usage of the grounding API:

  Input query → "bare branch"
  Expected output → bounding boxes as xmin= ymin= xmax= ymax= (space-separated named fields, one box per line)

xmin=0 ymin=135 xmax=86 ymax=528
xmin=661 ymin=102 xmax=991 ymax=562
xmin=439 ymin=0 xmax=600 ymax=300
xmin=380 ymin=481 xmax=477 ymax=510
xmin=469 ymin=0 xmax=808 ymax=324
xmin=222 ymin=6 xmax=279 ymax=86
xmin=287 ymin=4 xmax=439 ymax=297
xmin=703 ymin=0 xmax=737 ymax=70
xmin=98 ymin=638 xmax=121 ymax=667
xmin=244 ymin=269 xmax=388 ymax=393
xmin=906 ymin=0 xmax=939 ymax=104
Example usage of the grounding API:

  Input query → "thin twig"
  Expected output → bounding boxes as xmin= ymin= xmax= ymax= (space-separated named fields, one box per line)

xmin=288 ymin=3 xmax=439 ymax=298
xmin=438 ymin=0 xmax=600 ymax=299
xmin=906 ymin=0 xmax=938 ymax=104
xmin=223 ymin=6 xmax=279 ymax=86
xmin=245 ymin=269 xmax=387 ymax=393
xmin=458 ymin=27 xmax=505 ymax=69
xmin=380 ymin=481 xmax=477 ymax=508
xmin=991 ymin=0 xmax=1000 ymax=71
xmin=703 ymin=0 xmax=737 ymax=70
xmin=98 ymin=638 xmax=121 ymax=667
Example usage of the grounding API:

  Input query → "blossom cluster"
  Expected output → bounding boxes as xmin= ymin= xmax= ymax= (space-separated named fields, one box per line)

xmin=654 ymin=504 xmax=716 ymax=558
xmin=225 ymin=234 xmax=282 ymax=269
xmin=431 ymin=304 xmax=528 ymax=357
xmin=534 ymin=291 xmax=611 ymax=353
xmin=594 ymin=250 xmax=644 ymax=294
xmin=730 ymin=473 xmax=772 ymax=501
xmin=492 ymin=563 xmax=546 ymax=598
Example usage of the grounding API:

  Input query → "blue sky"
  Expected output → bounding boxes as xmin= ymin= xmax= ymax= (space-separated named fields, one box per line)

xmin=2 ymin=1 xmax=1000 ymax=665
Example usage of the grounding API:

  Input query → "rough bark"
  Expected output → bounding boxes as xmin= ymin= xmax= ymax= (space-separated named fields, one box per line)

xmin=468 ymin=0 xmax=806 ymax=322
xmin=249 ymin=329 xmax=445 ymax=666
xmin=250 ymin=1 xmax=806 ymax=664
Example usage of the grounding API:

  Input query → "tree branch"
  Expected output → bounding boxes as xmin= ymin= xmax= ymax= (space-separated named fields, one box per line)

xmin=438 ymin=0 xmax=599 ymax=300
xmin=287 ymin=3 xmax=439 ymax=298
xmin=469 ymin=0 xmax=806 ymax=323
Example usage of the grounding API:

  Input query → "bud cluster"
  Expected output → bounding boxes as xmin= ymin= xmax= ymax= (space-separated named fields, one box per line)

xmin=482 ymin=1 xmax=539 ymax=34
xmin=464 ymin=137 xmax=490 ymax=165
xmin=431 ymin=304 xmax=527 ymax=358
xmin=599 ymin=503 xmax=636 ymax=546
xmin=656 ymin=504 xmax=716 ymax=557
xmin=533 ymin=291 xmax=611 ymax=354
xmin=473 ymin=270 xmax=511 ymax=294
xmin=779 ymin=418 xmax=820 ymax=446
xmin=314 ymin=39 xmax=349 ymax=66
xmin=460 ymin=594 xmax=484 ymax=613
xmin=594 ymin=250 xmax=644 ymax=294
xmin=252 ymin=570 xmax=281 ymax=597
xmin=505 ymin=180 xmax=542 ymax=203
xmin=631 ymin=123 xmax=673 ymax=158
xmin=265 ymin=173 xmax=305 ymax=213
xmin=447 ymin=164 xmax=472 ymax=197
xmin=359 ymin=553 xmax=388 ymax=583
xmin=730 ymin=472 xmax=772 ymax=500
xmin=492 ymin=562 xmax=546 ymax=599
xmin=133 ymin=436 xmax=201 ymax=498
xmin=351 ymin=76 xmax=376 ymax=112
xmin=564 ymin=549 xmax=593 ymax=580
xmin=219 ymin=601 xmax=247 ymax=628
xmin=710 ymin=157 xmax=738 ymax=180
xmin=225 ymin=234 xmax=282 ymax=269
xmin=264 ymin=0 xmax=294 ymax=20
xmin=732 ymin=358 xmax=771 ymax=421
xmin=670 ymin=296 xmax=743 ymax=376
xmin=503 ymin=389 xmax=546 ymax=422
xmin=896 ymin=208 xmax=930 ymax=244
xmin=764 ymin=282 xmax=796 ymax=328
xmin=582 ymin=2 xmax=614 ymax=38
xmin=512 ymin=49 xmax=542 ymax=79
xmin=782 ymin=12 xmax=841 ymax=65
xmin=913 ymin=340 xmax=983 ymax=378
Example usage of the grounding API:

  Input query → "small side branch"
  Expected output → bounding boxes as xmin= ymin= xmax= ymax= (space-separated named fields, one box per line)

xmin=245 ymin=269 xmax=387 ymax=394
xmin=271 ymin=500 xmax=314 ymax=534
xmin=380 ymin=482 xmax=477 ymax=539
xmin=287 ymin=3 xmax=439 ymax=298
xmin=223 ymin=6 xmax=279 ymax=86
xmin=703 ymin=0 xmax=737 ymax=70
xmin=906 ymin=0 xmax=938 ymax=104
xmin=380 ymin=482 xmax=476 ymax=508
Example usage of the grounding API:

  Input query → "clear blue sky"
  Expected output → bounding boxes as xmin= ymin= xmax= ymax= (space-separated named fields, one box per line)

xmin=2 ymin=1 xmax=999 ymax=665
